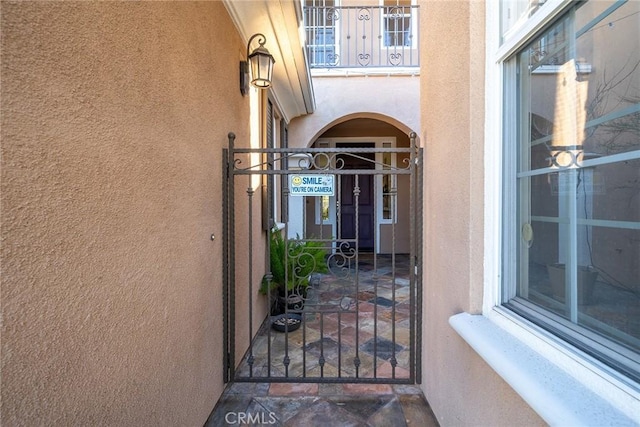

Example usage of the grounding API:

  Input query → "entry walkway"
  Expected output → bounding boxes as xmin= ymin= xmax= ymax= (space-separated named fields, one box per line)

xmin=205 ymin=381 xmax=439 ymax=426
xmin=208 ymin=254 xmax=437 ymax=425
xmin=236 ymin=254 xmax=416 ymax=381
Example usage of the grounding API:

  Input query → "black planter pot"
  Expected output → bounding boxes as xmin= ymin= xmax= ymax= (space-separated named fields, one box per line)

xmin=271 ymin=313 xmax=302 ymax=332
xmin=270 ymin=291 xmax=306 ymax=315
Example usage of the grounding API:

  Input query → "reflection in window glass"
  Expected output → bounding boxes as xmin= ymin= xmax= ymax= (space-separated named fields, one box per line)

xmin=509 ymin=0 xmax=640 ymax=378
xmin=501 ymin=0 xmax=547 ymax=42
xmin=382 ymin=143 xmax=395 ymax=220
xmin=321 ymin=195 xmax=330 ymax=221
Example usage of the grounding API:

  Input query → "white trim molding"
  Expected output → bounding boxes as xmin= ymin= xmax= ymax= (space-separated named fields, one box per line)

xmin=450 ymin=311 xmax=640 ymax=426
xmin=223 ymin=0 xmax=316 ymax=122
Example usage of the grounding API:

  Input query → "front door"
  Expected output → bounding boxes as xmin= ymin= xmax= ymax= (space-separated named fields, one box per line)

xmin=339 ymin=145 xmax=375 ymax=251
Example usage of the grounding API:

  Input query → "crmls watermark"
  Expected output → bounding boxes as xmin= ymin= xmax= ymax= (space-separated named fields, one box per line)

xmin=224 ymin=411 xmax=277 ymax=425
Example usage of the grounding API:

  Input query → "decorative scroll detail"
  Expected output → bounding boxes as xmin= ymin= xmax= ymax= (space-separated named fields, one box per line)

xmin=326 ymin=7 xmax=340 ymax=22
xmin=287 ymin=246 xmax=322 ymax=305
xmin=357 ymin=53 xmax=372 ymax=67
xmin=326 ymin=53 xmax=340 ymax=67
xmin=388 ymin=52 xmax=402 ymax=66
xmin=233 ymin=158 xmax=244 ymax=170
xmin=231 ymin=151 xmax=411 ymax=173
xmin=304 ymin=4 xmax=419 ymax=69
xmin=531 ymin=49 xmax=549 ymax=65
xmin=387 ymin=6 xmax=404 ymax=19
xmin=356 ymin=7 xmax=372 ymax=67
xmin=357 ymin=7 xmax=371 ymax=22
xmin=327 ymin=242 xmax=356 ymax=279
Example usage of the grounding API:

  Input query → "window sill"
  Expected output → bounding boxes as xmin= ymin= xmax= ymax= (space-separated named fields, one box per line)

xmin=449 ymin=311 xmax=640 ymax=426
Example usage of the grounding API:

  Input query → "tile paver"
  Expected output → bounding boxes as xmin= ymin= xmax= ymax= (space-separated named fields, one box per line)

xmin=206 ymin=255 xmax=439 ymax=426
xmin=206 ymin=383 xmax=439 ymax=426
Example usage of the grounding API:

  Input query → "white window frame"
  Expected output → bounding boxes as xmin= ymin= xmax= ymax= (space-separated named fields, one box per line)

xmin=380 ymin=0 xmax=417 ymax=50
xmin=268 ymin=99 xmax=287 ymax=231
xmin=471 ymin=0 xmax=640 ymax=424
xmin=271 ymin=105 xmax=281 ymax=228
xmin=313 ymin=141 xmax=335 ymax=227
xmin=378 ymin=141 xmax=397 ymax=225
xmin=305 ymin=0 xmax=340 ymax=67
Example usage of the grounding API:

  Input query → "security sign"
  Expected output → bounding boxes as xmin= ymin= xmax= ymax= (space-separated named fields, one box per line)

xmin=289 ymin=174 xmax=335 ymax=196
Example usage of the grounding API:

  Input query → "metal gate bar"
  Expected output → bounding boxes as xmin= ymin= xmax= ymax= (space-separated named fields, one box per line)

xmin=223 ymin=132 xmax=422 ymax=383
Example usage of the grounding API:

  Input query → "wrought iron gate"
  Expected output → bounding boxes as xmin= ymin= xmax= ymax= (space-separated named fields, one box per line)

xmin=223 ymin=132 xmax=423 ymax=383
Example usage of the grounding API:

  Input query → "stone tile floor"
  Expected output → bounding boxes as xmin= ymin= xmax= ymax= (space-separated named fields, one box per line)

xmin=236 ymin=254 xmax=415 ymax=381
xmin=206 ymin=254 xmax=439 ymax=425
xmin=205 ymin=382 xmax=439 ymax=426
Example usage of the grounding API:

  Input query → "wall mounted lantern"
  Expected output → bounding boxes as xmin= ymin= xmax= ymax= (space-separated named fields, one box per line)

xmin=240 ymin=33 xmax=275 ymax=96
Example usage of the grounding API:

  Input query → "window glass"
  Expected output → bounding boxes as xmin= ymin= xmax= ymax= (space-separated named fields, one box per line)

xmin=382 ymin=143 xmax=394 ymax=220
xmin=304 ymin=0 xmax=337 ymax=67
xmin=508 ymin=0 xmax=640 ymax=379
xmin=383 ymin=0 xmax=412 ymax=47
xmin=321 ymin=195 xmax=330 ymax=221
xmin=501 ymin=0 xmax=547 ymax=42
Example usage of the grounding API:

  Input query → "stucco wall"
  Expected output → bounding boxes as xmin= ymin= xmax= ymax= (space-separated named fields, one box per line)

xmin=419 ymin=1 xmax=544 ymax=425
xmin=289 ymin=75 xmax=420 ymax=147
xmin=1 ymin=2 xmax=249 ymax=425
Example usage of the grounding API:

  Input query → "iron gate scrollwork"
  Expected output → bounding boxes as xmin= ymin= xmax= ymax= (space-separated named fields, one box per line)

xmin=223 ymin=132 xmax=423 ymax=383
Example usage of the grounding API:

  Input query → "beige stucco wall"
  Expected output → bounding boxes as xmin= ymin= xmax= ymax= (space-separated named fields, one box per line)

xmin=1 ymin=2 xmax=251 ymax=425
xmin=419 ymin=1 xmax=544 ymax=425
xmin=289 ymin=75 xmax=420 ymax=147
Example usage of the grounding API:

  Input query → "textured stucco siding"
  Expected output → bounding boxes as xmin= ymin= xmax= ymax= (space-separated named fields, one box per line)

xmin=289 ymin=76 xmax=420 ymax=147
xmin=1 ymin=2 xmax=248 ymax=425
xmin=419 ymin=1 xmax=544 ymax=425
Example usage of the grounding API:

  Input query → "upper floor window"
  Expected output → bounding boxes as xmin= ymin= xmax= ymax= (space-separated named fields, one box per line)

xmin=304 ymin=0 xmax=338 ymax=67
xmin=303 ymin=0 xmax=419 ymax=68
xmin=502 ymin=0 xmax=640 ymax=383
xmin=383 ymin=0 xmax=413 ymax=47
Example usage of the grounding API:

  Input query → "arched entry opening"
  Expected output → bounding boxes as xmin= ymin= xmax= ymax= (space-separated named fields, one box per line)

xmin=305 ymin=118 xmax=413 ymax=255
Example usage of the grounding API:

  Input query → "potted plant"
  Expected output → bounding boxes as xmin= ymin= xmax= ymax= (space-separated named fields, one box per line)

xmin=260 ymin=229 xmax=328 ymax=318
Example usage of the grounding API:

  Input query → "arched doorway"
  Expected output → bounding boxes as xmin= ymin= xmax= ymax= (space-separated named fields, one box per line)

xmin=306 ymin=118 xmax=413 ymax=254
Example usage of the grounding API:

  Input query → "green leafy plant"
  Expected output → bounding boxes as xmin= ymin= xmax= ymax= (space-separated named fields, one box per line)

xmin=260 ymin=229 xmax=328 ymax=295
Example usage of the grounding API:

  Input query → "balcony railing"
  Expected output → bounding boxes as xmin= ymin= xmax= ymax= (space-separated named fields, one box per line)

xmin=303 ymin=5 xmax=420 ymax=69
